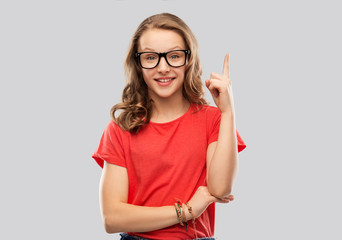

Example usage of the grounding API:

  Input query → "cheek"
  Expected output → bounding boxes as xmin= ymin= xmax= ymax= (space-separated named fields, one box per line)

xmin=177 ymin=68 xmax=186 ymax=82
xmin=141 ymin=70 xmax=152 ymax=83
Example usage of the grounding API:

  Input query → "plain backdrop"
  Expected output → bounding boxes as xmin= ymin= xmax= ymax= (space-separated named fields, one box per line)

xmin=1 ymin=0 xmax=341 ymax=239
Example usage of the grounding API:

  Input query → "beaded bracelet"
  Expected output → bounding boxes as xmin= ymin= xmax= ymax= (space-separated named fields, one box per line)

xmin=185 ymin=202 xmax=198 ymax=240
xmin=180 ymin=202 xmax=189 ymax=231
xmin=174 ymin=203 xmax=184 ymax=226
xmin=174 ymin=199 xmax=189 ymax=231
xmin=181 ymin=203 xmax=187 ymax=220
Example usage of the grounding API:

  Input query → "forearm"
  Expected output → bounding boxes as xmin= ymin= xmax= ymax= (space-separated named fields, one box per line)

xmin=103 ymin=202 xmax=189 ymax=233
xmin=207 ymin=112 xmax=238 ymax=198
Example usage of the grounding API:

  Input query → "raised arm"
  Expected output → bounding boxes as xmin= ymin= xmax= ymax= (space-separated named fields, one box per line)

xmin=205 ymin=53 xmax=238 ymax=199
xmin=100 ymin=161 xmax=228 ymax=233
xmin=206 ymin=114 xmax=238 ymax=199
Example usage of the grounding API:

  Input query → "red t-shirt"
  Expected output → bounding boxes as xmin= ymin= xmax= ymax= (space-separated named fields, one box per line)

xmin=92 ymin=103 xmax=246 ymax=239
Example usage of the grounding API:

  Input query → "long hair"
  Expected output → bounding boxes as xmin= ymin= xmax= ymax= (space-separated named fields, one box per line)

xmin=111 ymin=13 xmax=208 ymax=133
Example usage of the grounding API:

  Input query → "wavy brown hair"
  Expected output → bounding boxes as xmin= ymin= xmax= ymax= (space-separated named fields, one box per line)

xmin=111 ymin=13 xmax=208 ymax=133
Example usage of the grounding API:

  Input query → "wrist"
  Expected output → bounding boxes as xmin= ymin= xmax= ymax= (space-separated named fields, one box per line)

xmin=184 ymin=204 xmax=192 ymax=221
xmin=184 ymin=202 xmax=195 ymax=220
xmin=220 ymin=112 xmax=236 ymax=125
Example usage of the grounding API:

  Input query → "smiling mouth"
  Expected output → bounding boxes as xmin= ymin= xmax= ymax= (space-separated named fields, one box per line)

xmin=154 ymin=77 xmax=175 ymax=83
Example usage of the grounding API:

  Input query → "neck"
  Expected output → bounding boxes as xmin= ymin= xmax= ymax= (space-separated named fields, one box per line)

xmin=150 ymin=96 xmax=190 ymax=123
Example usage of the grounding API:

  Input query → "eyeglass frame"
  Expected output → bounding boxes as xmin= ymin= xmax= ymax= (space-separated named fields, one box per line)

xmin=135 ymin=50 xmax=191 ymax=69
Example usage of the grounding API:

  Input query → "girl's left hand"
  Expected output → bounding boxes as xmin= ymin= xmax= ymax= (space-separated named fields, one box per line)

xmin=205 ymin=53 xmax=235 ymax=115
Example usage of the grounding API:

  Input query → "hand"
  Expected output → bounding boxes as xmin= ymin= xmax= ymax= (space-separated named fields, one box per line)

xmin=187 ymin=186 xmax=234 ymax=219
xmin=205 ymin=53 xmax=235 ymax=114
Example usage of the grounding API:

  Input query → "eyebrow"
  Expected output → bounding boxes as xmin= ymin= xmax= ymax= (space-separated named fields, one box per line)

xmin=139 ymin=46 xmax=184 ymax=52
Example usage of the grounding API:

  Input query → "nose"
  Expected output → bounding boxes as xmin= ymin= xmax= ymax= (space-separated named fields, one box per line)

xmin=157 ymin=56 xmax=170 ymax=73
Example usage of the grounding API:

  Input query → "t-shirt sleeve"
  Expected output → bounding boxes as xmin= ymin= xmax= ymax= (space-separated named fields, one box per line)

xmin=207 ymin=108 xmax=221 ymax=145
xmin=208 ymin=107 xmax=246 ymax=153
xmin=236 ymin=129 xmax=246 ymax=152
xmin=92 ymin=121 xmax=127 ymax=168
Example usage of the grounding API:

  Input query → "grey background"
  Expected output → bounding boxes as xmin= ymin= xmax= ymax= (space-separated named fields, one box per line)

xmin=1 ymin=0 xmax=341 ymax=239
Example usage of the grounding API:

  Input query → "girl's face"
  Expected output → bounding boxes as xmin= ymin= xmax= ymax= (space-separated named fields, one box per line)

xmin=138 ymin=28 xmax=187 ymax=102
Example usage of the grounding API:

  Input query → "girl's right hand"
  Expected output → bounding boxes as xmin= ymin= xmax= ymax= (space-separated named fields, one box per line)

xmin=187 ymin=186 xmax=234 ymax=219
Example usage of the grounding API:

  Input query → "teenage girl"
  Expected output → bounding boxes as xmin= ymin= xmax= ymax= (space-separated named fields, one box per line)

xmin=92 ymin=13 xmax=246 ymax=240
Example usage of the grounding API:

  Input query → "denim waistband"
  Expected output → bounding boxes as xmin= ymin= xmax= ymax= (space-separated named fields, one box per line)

xmin=120 ymin=232 xmax=215 ymax=240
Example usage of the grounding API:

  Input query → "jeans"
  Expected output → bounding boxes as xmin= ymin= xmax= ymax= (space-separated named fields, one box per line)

xmin=119 ymin=232 xmax=215 ymax=240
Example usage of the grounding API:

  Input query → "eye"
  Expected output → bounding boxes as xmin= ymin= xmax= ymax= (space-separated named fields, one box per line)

xmin=167 ymin=50 xmax=186 ymax=61
xmin=144 ymin=54 xmax=157 ymax=61
xmin=169 ymin=53 xmax=181 ymax=60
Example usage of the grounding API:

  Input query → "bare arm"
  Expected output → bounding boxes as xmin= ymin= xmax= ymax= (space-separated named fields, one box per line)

xmin=205 ymin=53 xmax=239 ymax=199
xmin=206 ymin=113 xmax=238 ymax=199
xmin=100 ymin=162 xmax=227 ymax=233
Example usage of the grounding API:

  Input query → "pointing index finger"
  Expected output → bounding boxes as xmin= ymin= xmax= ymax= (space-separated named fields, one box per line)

xmin=222 ymin=53 xmax=230 ymax=78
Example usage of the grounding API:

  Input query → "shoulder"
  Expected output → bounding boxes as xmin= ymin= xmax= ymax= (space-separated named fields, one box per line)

xmin=189 ymin=104 xmax=221 ymax=132
xmin=103 ymin=120 xmax=132 ymax=139
xmin=192 ymin=103 xmax=221 ymax=118
xmin=104 ymin=120 xmax=121 ymax=133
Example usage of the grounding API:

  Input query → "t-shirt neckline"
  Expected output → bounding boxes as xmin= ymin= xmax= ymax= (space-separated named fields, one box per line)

xmin=149 ymin=103 xmax=193 ymax=125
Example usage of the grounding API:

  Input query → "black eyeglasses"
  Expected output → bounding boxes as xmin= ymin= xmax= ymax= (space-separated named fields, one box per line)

xmin=135 ymin=50 xmax=190 ymax=69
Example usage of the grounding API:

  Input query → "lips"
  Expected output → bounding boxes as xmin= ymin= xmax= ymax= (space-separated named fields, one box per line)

xmin=154 ymin=77 xmax=176 ymax=83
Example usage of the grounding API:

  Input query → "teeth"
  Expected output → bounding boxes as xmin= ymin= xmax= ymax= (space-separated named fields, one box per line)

xmin=157 ymin=78 xmax=173 ymax=83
